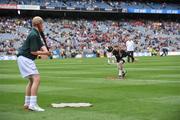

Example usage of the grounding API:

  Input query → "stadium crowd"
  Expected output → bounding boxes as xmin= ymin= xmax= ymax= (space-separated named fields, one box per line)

xmin=0 ymin=17 xmax=180 ymax=57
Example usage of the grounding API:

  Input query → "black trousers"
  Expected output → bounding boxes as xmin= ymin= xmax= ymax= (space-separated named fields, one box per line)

xmin=127 ymin=51 xmax=134 ymax=62
xmin=161 ymin=49 xmax=168 ymax=56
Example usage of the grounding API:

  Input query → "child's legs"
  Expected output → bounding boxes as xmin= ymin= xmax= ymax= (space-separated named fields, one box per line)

xmin=24 ymin=78 xmax=33 ymax=107
xmin=117 ymin=61 xmax=124 ymax=76
xmin=107 ymin=57 xmax=110 ymax=63
xmin=26 ymin=78 xmax=33 ymax=96
xmin=119 ymin=61 xmax=124 ymax=70
xmin=27 ymin=74 xmax=41 ymax=108
xmin=31 ymin=74 xmax=41 ymax=96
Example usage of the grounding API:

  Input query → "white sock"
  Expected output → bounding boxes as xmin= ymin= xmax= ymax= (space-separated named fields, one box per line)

xmin=122 ymin=68 xmax=125 ymax=73
xmin=29 ymin=96 xmax=37 ymax=107
xmin=119 ymin=70 xmax=122 ymax=76
xmin=24 ymin=96 xmax=30 ymax=106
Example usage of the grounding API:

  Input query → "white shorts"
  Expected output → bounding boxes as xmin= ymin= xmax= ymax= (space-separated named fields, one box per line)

xmin=107 ymin=52 xmax=112 ymax=58
xmin=17 ymin=56 xmax=39 ymax=79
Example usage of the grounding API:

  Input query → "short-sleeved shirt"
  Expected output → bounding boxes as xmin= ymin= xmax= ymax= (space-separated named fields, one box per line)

xmin=126 ymin=40 xmax=134 ymax=51
xmin=17 ymin=28 xmax=44 ymax=60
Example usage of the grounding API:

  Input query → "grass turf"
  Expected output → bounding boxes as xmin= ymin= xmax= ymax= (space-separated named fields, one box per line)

xmin=0 ymin=56 xmax=180 ymax=120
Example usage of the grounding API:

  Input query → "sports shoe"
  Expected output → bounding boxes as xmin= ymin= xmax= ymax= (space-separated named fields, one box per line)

xmin=118 ymin=75 xmax=124 ymax=79
xmin=24 ymin=105 xmax=29 ymax=110
xmin=29 ymin=104 xmax=45 ymax=112
xmin=122 ymin=71 xmax=127 ymax=78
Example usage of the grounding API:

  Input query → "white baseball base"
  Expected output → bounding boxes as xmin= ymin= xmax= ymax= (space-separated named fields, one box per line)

xmin=51 ymin=103 xmax=93 ymax=108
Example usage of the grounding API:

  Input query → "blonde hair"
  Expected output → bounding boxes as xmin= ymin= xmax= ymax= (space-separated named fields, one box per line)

xmin=32 ymin=16 xmax=43 ymax=26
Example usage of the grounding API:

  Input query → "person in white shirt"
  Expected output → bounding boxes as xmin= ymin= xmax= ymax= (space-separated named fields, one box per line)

xmin=126 ymin=38 xmax=135 ymax=63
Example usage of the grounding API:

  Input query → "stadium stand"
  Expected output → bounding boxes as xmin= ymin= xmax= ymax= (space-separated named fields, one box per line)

xmin=0 ymin=0 xmax=180 ymax=57
xmin=0 ymin=17 xmax=180 ymax=57
xmin=0 ymin=0 xmax=179 ymax=10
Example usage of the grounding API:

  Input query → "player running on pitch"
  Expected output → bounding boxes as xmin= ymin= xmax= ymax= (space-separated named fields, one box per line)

xmin=17 ymin=16 xmax=51 ymax=112
xmin=109 ymin=45 xmax=128 ymax=79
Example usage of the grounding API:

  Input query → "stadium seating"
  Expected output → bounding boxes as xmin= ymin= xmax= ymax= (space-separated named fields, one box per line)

xmin=0 ymin=17 xmax=180 ymax=56
xmin=0 ymin=0 xmax=180 ymax=56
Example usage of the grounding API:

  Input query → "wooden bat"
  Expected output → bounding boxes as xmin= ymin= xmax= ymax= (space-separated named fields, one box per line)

xmin=39 ymin=31 xmax=52 ymax=59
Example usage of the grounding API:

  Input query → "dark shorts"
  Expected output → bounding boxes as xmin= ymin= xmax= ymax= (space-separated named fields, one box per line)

xmin=116 ymin=58 xmax=125 ymax=63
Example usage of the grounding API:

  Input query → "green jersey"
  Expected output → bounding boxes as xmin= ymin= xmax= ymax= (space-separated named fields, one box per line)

xmin=17 ymin=28 xmax=44 ymax=60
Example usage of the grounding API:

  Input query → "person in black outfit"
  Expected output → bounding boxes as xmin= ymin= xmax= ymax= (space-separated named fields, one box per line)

xmin=109 ymin=45 xmax=128 ymax=79
xmin=161 ymin=47 xmax=168 ymax=56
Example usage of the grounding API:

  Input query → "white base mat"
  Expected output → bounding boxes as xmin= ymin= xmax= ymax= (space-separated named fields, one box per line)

xmin=51 ymin=103 xmax=93 ymax=108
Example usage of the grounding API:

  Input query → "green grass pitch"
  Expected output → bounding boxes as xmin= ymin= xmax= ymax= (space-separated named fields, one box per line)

xmin=0 ymin=56 xmax=180 ymax=120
